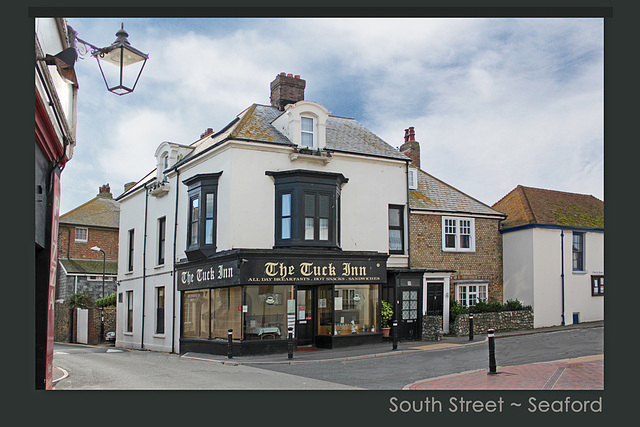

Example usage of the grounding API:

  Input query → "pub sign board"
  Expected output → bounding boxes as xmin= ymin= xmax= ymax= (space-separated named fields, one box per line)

xmin=176 ymin=251 xmax=387 ymax=291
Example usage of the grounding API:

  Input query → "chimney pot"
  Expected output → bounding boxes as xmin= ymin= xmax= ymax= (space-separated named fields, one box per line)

xmin=400 ymin=127 xmax=421 ymax=168
xmin=270 ymin=72 xmax=306 ymax=110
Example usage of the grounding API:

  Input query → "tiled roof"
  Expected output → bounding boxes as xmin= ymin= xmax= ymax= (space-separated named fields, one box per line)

xmin=492 ymin=185 xmax=604 ymax=229
xmin=60 ymin=196 xmax=120 ymax=228
xmin=59 ymin=259 xmax=118 ymax=275
xmin=121 ymin=103 xmax=409 ymax=196
xmin=203 ymin=104 xmax=408 ymax=160
xmin=410 ymin=168 xmax=505 ymax=216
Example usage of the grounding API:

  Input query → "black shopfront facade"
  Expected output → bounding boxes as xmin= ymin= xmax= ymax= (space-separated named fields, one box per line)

xmin=177 ymin=248 xmax=389 ymax=356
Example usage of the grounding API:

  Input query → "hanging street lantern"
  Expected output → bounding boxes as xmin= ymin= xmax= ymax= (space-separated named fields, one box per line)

xmin=40 ymin=22 xmax=149 ymax=96
xmin=91 ymin=23 xmax=149 ymax=95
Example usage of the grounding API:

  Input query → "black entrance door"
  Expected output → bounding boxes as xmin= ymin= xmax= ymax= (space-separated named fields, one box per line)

xmin=398 ymin=287 xmax=421 ymax=340
xmin=426 ymin=281 xmax=444 ymax=315
xmin=296 ymin=286 xmax=315 ymax=345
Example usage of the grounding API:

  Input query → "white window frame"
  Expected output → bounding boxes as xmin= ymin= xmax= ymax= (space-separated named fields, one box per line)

xmin=455 ymin=283 xmax=488 ymax=307
xmin=442 ymin=216 xmax=475 ymax=252
xmin=75 ymin=227 xmax=88 ymax=242
xmin=408 ymin=167 xmax=418 ymax=190
xmin=155 ymin=286 xmax=165 ymax=335
xmin=300 ymin=116 xmax=315 ymax=148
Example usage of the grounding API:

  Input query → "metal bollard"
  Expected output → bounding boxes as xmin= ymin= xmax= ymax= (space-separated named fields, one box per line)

xmin=227 ymin=329 xmax=233 ymax=359
xmin=392 ymin=320 xmax=398 ymax=350
xmin=469 ymin=313 xmax=474 ymax=341
xmin=287 ymin=327 xmax=294 ymax=360
xmin=487 ymin=328 xmax=497 ymax=374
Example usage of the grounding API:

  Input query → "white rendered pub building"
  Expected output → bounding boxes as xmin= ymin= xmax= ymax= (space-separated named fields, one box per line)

xmin=115 ymin=73 xmax=420 ymax=355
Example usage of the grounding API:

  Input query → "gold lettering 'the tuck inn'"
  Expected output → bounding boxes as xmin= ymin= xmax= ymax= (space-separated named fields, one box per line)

xmin=264 ymin=262 xmax=367 ymax=278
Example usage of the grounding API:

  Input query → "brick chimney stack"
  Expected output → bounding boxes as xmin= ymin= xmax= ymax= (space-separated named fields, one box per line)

xmin=400 ymin=127 xmax=421 ymax=168
xmin=270 ymin=72 xmax=306 ymax=110
xmin=97 ymin=184 xmax=112 ymax=198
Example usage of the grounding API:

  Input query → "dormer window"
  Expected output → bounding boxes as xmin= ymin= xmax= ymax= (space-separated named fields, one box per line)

xmin=301 ymin=116 xmax=314 ymax=148
xmin=162 ymin=154 xmax=169 ymax=174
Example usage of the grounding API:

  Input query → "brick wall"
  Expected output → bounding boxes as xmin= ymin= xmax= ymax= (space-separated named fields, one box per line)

xmin=58 ymin=224 xmax=119 ymax=262
xmin=54 ymin=303 xmax=116 ymax=344
xmin=410 ymin=214 xmax=504 ymax=302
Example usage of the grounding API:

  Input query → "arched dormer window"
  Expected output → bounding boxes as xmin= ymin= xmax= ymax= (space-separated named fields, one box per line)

xmin=272 ymin=101 xmax=330 ymax=150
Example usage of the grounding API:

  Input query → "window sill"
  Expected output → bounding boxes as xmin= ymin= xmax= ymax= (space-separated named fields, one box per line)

xmin=289 ymin=148 xmax=332 ymax=164
xmin=154 ymin=264 xmax=165 ymax=269
xmin=572 ymin=270 xmax=588 ymax=275
xmin=442 ymin=248 xmax=476 ymax=253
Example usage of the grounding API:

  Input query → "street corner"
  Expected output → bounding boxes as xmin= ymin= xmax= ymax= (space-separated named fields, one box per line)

xmin=403 ymin=354 xmax=603 ymax=390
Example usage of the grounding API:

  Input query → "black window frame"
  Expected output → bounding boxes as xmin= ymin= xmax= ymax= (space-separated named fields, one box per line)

xmin=572 ymin=231 xmax=585 ymax=272
xmin=183 ymin=172 xmax=222 ymax=261
xmin=127 ymin=229 xmax=135 ymax=272
xmin=388 ymin=205 xmax=405 ymax=254
xmin=158 ymin=216 xmax=166 ymax=265
xmin=267 ymin=169 xmax=347 ymax=249
xmin=591 ymin=275 xmax=604 ymax=296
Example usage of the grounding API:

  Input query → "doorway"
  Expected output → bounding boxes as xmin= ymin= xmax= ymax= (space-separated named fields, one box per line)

xmin=426 ymin=281 xmax=444 ymax=315
xmin=398 ymin=286 xmax=422 ymax=340
xmin=296 ymin=286 xmax=315 ymax=345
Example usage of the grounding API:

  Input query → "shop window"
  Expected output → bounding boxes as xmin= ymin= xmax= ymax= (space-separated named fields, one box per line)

xmin=333 ymin=284 xmax=379 ymax=335
xmin=388 ymin=205 xmax=405 ymax=254
xmin=211 ymin=287 xmax=242 ymax=339
xmin=243 ymin=285 xmax=293 ymax=340
xmin=183 ymin=172 xmax=222 ymax=260
xmin=442 ymin=217 xmax=475 ymax=252
xmin=267 ymin=169 xmax=347 ymax=248
xmin=183 ymin=290 xmax=210 ymax=338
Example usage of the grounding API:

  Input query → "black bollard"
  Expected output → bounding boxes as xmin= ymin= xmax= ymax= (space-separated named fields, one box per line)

xmin=392 ymin=320 xmax=398 ymax=350
xmin=227 ymin=329 xmax=233 ymax=359
xmin=487 ymin=328 xmax=497 ymax=374
xmin=469 ymin=313 xmax=474 ymax=341
xmin=288 ymin=327 xmax=294 ymax=360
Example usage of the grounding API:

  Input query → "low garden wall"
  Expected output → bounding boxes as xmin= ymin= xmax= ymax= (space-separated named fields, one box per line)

xmin=422 ymin=310 xmax=533 ymax=340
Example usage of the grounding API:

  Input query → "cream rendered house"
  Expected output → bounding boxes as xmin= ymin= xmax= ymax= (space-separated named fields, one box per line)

xmin=115 ymin=73 xmax=413 ymax=355
xmin=493 ymin=186 xmax=604 ymax=328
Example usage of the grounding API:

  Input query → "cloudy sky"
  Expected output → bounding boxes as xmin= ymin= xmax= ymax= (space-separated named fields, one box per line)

xmin=59 ymin=17 xmax=603 ymax=215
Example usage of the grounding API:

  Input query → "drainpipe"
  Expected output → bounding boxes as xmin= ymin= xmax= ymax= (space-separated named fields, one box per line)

xmin=560 ymin=229 xmax=565 ymax=325
xmin=141 ymin=184 xmax=149 ymax=349
xmin=171 ymin=169 xmax=179 ymax=354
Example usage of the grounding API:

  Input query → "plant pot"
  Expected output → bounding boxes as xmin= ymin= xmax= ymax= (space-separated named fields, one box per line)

xmin=381 ymin=327 xmax=391 ymax=337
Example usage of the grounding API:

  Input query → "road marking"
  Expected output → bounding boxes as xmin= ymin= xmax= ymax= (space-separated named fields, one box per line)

xmin=410 ymin=343 xmax=460 ymax=351
xmin=106 ymin=349 xmax=123 ymax=353
xmin=54 ymin=351 xmax=69 ymax=355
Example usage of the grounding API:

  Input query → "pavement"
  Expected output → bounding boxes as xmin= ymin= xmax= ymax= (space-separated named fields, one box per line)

xmin=53 ymin=320 xmax=603 ymax=390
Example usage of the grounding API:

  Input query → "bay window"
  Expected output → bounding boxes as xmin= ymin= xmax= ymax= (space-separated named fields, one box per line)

xmin=183 ymin=172 xmax=222 ymax=260
xmin=268 ymin=169 xmax=347 ymax=248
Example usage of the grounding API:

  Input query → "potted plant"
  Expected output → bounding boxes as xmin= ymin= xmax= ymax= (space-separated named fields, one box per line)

xmin=380 ymin=300 xmax=393 ymax=337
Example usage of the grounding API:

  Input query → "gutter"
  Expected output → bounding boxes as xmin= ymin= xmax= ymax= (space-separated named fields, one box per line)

xmin=561 ymin=230 xmax=565 ymax=326
xmin=141 ymin=183 xmax=149 ymax=349
xmin=171 ymin=169 xmax=180 ymax=354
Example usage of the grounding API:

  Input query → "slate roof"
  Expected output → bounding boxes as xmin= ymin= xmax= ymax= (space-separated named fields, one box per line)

xmin=189 ymin=104 xmax=408 ymax=161
xmin=60 ymin=196 xmax=120 ymax=228
xmin=492 ymin=185 xmax=604 ymax=229
xmin=59 ymin=259 xmax=118 ymax=275
xmin=120 ymin=102 xmax=409 ymax=199
xmin=410 ymin=168 xmax=505 ymax=217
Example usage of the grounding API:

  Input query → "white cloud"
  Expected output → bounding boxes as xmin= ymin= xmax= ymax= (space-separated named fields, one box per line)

xmin=59 ymin=17 xmax=603 ymax=214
